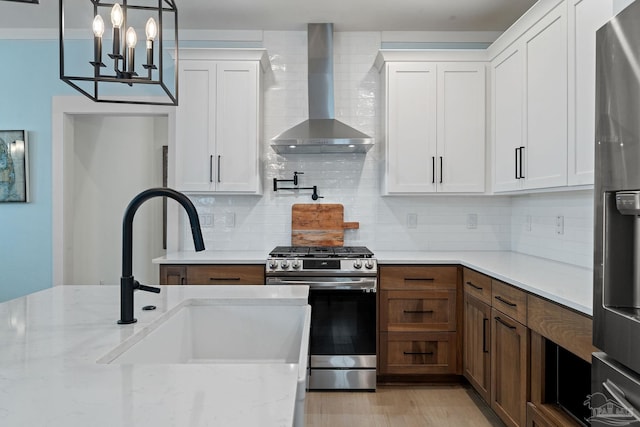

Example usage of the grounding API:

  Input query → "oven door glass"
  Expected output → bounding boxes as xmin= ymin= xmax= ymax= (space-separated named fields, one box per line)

xmin=308 ymin=289 xmax=376 ymax=356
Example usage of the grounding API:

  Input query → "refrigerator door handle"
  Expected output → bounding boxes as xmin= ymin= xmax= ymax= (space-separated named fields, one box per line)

xmin=603 ymin=379 xmax=640 ymax=422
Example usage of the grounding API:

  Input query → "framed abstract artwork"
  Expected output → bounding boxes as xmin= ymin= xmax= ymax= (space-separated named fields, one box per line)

xmin=0 ymin=130 xmax=29 ymax=203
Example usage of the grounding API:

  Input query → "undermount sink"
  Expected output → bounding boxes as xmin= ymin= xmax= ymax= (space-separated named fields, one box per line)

xmin=100 ymin=299 xmax=311 ymax=365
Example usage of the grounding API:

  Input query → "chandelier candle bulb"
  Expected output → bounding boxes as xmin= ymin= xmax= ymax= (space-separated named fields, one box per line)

xmin=144 ymin=17 xmax=157 ymax=70
xmin=110 ymin=4 xmax=123 ymax=58
xmin=125 ymin=27 xmax=137 ymax=74
xmin=91 ymin=15 xmax=105 ymax=69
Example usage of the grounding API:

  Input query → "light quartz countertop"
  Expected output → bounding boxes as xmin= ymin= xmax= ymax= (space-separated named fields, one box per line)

xmin=155 ymin=250 xmax=593 ymax=316
xmin=0 ymin=285 xmax=309 ymax=427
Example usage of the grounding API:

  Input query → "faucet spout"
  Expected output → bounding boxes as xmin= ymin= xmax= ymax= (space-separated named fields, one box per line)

xmin=118 ymin=187 xmax=205 ymax=324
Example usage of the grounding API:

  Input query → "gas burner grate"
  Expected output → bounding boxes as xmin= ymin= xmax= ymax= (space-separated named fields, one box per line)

xmin=269 ymin=246 xmax=373 ymax=258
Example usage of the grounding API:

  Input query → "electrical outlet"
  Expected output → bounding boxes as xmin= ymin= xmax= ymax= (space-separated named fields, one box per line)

xmin=407 ymin=213 xmax=417 ymax=229
xmin=526 ymin=215 xmax=532 ymax=232
xmin=224 ymin=212 xmax=236 ymax=228
xmin=467 ymin=213 xmax=478 ymax=229
xmin=201 ymin=214 xmax=214 ymax=227
xmin=556 ymin=215 xmax=564 ymax=235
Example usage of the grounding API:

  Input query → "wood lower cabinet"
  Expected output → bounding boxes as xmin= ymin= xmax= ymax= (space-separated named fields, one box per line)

xmin=491 ymin=307 xmax=529 ymax=427
xmin=463 ymin=292 xmax=491 ymax=402
xmin=161 ymin=265 xmax=187 ymax=285
xmin=380 ymin=331 xmax=458 ymax=375
xmin=463 ymin=267 xmax=529 ymax=427
xmin=159 ymin=264 xmax=264 ymax=285
xmin=379 ymin=265 xmax=462 ymax=378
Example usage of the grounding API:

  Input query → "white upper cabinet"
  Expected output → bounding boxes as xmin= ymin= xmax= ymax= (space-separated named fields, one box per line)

xmin=492 ymin=46 xmax=525 ymax=192
xmin=490 ymin=0 xmax=614 ymax=193
xmin=377 ymin=51 xmax=487 ymax=195
xmin=384 ymin=62 xmax=438 ymax=193
xmin=523 ymin=2 xmax=568 ymax=190
xmin=568 ymin=0 xmax=615 ymax=185
xmin=175 ymin=49 xmax=268 ymax=194
xmin=437 ymin=63 xmax=486 ymax=193
xmin=492 ymin=2 xmax=568 ymax=192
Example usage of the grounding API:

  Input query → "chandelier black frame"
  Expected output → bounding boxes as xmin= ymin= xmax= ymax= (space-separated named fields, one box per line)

xmin=59 ymin=0 xmax=179 ymax=106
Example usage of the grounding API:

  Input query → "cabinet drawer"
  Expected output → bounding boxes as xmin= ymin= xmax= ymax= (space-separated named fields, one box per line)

xmin=380 ymin=266 xmax=458 ymax=290
xmin=186 ymin=265 xmax=264 ymax=285
xmin=492 ymin=280 xmax=527 ymax=325
xmin=380 ymin=331 xmax=458 ymax=375
xmin=463 ymin=268 xmax=492 ymax=304
xmin=380 ymin=290 xmax=457 ymax=332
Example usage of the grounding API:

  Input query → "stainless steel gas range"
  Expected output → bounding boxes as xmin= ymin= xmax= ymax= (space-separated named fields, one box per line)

xmin=266 ymin=246 xmax=377 ymax=391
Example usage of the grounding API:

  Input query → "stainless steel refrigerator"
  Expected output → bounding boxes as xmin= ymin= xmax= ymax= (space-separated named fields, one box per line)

xmin=593 ymin=1 xmax=640 ymax=425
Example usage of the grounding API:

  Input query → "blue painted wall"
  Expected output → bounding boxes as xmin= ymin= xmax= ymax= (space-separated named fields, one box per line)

xmin=0 ymin=40 xmax=75 ymax=302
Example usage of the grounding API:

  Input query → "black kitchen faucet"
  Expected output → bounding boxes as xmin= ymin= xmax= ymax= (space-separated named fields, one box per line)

xmin=118 ymin=188 xmax=205 ymax=324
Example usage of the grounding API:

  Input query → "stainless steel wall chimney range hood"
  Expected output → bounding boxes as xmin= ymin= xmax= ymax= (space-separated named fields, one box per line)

xmin=271 ymin=23 xmax=374 ymax=154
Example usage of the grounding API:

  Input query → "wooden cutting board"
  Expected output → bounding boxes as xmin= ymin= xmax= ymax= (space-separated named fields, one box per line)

xmin=291 ymin=204 xmax=359 ymax=246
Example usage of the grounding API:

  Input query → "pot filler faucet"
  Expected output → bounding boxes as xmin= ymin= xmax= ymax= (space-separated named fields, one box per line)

xmin=118 ymin=188 xmax=205 ymax=325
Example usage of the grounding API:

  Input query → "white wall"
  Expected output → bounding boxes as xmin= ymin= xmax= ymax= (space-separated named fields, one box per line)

xmin=66 ymin=115 xmax=167 ymax=286
xmin=175 ymin=31 xmax=596 ymax=268
xmin=510 ymin=190 xmax=593 ymax=268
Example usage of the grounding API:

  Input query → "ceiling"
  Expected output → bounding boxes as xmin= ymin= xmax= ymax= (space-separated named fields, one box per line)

xmin=1 ymin=0 xmax=538 ymax=32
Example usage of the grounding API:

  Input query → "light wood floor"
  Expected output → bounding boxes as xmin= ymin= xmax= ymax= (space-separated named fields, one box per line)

xmin=304 ymin=384 xmax=505 ymax=427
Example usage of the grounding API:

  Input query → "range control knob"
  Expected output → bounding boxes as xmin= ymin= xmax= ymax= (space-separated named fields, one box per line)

xmin=364 ymin=260 xmax=375 ymax=270
xmin=291 ymin=260 xmax=301 ymax=269
xmin=353 ymin=259 xmax=363 ymax=269
xmin=268 ymin=259 xmax=278 ymax=270
xmin=280 ymin=260 xmax=290 ymax=269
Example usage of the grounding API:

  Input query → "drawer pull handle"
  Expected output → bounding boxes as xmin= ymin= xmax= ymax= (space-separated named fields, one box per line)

xmin=180 ymin=277 xmax=185 ymax=285
xmin=494 ymin=295 xmax=517 ymax=307
xmin=494 ymin=316 xmax=517 ymax=330
xmin=466 ymin=281 xmax=483 ymax=290
xmin=405 ymin=278 xmax=435 ymax=281
xmin=403 ymin=351 xmax=434 ymax=356
xmin=482 ymin=318 xmax=489 ymax=353
xmin=403 ymin=310 xmax=434 ymax=314
xmin=210 ymin=277 xmax=241 ymax=281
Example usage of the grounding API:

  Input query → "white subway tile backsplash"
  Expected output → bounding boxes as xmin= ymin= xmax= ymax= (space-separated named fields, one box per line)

xmin=176 ymin=31 xmax=595 ymax=268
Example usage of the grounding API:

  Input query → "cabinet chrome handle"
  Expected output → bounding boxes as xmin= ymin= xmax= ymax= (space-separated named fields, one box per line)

xmin=432 ymin=156 xmax=436 ymax=184
xmin=439 ymin=156 xmax=443 ymax=183
xmin=519 ymin=146 xmax=525 ymax=179
xmin=217 ymin=155 xmax=221 ymax=183
xmin=403 ymin=310 xmax=434 ymax=314
xmin=466 ymin=281 xmax=483 ymax=291
xmin=404 ymin=351 xmax=434 ymax=356
xmin=209 ymin=155 xmax=213 ymax=182
xmin=494 ymin=295 xmax=517 ymax=307
xmin=494 ymin=316 xmax=516 ymax=330
xmin=482 ymin=318 xmax=489 ymax=353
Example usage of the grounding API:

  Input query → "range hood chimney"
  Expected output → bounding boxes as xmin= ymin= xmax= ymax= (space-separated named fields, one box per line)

xmin=271 ymin=23 xmax=374 ymax=154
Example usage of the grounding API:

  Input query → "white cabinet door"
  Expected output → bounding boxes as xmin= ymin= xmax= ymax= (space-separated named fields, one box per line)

xmin=175 ymin=60 xmax=216 ymax=192
xmin=492 ymin=47 xmax=524 ymax=193
xmin=175 ymin=55 xmax=263 ymax=195
xmin=437 ymin=63 xmax=486 ymax=193
xmin=385 ymin=62 xmax=437 ymax=193
xmin=523 ymin=3 xmax=568 ymax=190
xmin=568 ymin=0 xmax=614 ymax=185
xmin=215 ymin=62 xmax=260 ymax=193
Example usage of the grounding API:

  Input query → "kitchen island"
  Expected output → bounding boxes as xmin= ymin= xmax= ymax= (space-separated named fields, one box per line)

xmin=0 ymin=285 xmax=309 ymax=427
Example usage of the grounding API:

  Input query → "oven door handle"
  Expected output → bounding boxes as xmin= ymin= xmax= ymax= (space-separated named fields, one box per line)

xmin=267 ymin=278 xmax=376 ymax=290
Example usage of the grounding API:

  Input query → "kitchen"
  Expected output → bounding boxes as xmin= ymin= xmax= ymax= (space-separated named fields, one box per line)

xmin=0 ymin=0 xmax=636 ymax=426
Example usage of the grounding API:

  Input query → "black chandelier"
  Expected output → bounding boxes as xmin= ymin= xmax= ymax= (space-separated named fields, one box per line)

xmin=59 ymin=0 xmax=179 ymax=106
